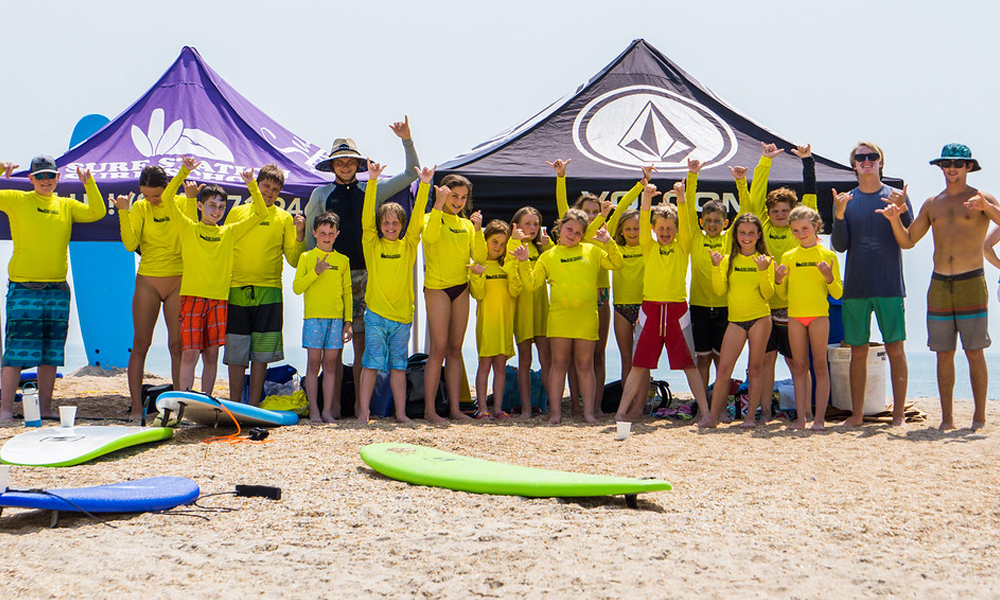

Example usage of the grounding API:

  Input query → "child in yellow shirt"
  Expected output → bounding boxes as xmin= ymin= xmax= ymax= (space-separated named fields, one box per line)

xmin=520 ymin=209 xmax=622 ymax=424
xmin=470 ymin=220 xmax=528 ymax=418
xmin=293 ymin=212 xmax=352 ymax=422
xmin=697 ymin=214 xmax=775 ymax=428
xmin=508 ymin=206 xmax=553 ymax=419
xmin=0 ymin=156 xmax=106 ymax=422
xmin=614 ymin=183 xmax=708 ymax=422
xmin=775 ymin=206 xmax=843 ymax=430
xmin=356 ymin=163 xmax=432 ymax=424
xmin=166 ymin=156 xmax=267 ymax=396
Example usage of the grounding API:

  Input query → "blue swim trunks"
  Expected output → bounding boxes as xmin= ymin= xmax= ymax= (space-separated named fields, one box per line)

xmin=302 ymin=318 xmax=345 ymax=351
xmin=362 ymin=311 xmax=410 ymax=372
xmin=3 ymin=282 xmax=71 ymax=368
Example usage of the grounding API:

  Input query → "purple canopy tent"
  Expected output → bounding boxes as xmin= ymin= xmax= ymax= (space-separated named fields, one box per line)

xmin=439 ymin=39 xmax=902 ymax=227
xmin=0 ymin=47 xmax=340 ymax=368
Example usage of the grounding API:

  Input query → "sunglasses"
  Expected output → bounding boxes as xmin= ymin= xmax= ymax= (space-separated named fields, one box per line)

xmin=32 ymin=172 xmax=57 ymax=180
xmin=937 ymin=159 xmax=967 ymax=169
xmin=854 ymin=152 xmax=880 ymax=164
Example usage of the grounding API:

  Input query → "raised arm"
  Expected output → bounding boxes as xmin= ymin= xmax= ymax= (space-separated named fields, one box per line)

xmin=374 ymin=116 xmax=421 ymax=201
xmin=606 ymin=166 xmax=652 ymax=235
xmin=71 ymin=168 xmax=108 ymax=223
xmin=164 ymin=158 xmax=198 ymax=229
xmin=228 ymin=169 xmax=269 ymax=240
xmin=548 ymin=159 xmax=572 ymax=217
xmin=791 ymin=144 xmax=817 ymax=211
xmin=405 ymin=166 xmax=434 ymax=248
xmin=114 ymin=193 xmax=141 ymax=252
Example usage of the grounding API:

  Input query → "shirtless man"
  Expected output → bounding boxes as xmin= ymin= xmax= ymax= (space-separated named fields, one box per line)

xmin=878 ymin=144 xmax=1000 ymax=430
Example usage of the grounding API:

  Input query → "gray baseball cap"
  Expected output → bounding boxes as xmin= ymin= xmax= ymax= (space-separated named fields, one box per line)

xmin=29 ymin=155 xmax=58 ymax=175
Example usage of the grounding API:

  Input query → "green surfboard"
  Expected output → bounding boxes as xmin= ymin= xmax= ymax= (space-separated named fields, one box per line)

xmin=360 ymin=442 xmax=671 ymax=506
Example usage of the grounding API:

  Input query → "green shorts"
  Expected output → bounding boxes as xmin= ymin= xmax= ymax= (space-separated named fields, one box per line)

xmin=841 ymin=297 xmax=906 ymax=346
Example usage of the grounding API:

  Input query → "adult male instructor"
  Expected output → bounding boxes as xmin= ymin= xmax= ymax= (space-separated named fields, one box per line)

xmin=831 ymin=142 xmax=912 ymax=426
xmin=303 ymin=117 xmax=419 ymax=412
xmin=879 ymin=144 xmax=1000 ymax=430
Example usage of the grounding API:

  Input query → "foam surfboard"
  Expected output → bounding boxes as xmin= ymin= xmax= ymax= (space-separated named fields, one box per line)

xmin=67 ymin=113 xmax=135 ymax=369
xmin=359 ymin=442 xmax=671 ymax=507
xmin=0 ymin=477 xmax=199 ymax=526
xmin=155 ymin=391 xmax=299 ymax=428
xmin=1 ymin=426 xmax=173 ymax=468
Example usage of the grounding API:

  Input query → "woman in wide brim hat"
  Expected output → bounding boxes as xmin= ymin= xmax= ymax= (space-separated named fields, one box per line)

xmin=315 ymin=138 xmax=369 ymax=173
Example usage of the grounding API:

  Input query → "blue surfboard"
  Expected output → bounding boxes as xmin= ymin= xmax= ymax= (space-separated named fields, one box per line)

xmin=0 ymin=477 xmax=199 ymax=526
xmin=155 ymin=391 xmax=299 ymax=428
xmin=67 ymin=114 xmax=135 ymax=369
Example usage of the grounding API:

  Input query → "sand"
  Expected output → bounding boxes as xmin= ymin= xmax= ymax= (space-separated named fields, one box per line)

xmin=1 ymin=372 xmax=999 ymax=600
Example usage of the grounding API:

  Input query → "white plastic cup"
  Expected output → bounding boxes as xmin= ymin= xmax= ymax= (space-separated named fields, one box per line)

xmin=22 ymin=384 xmax=41 ymax=428
xmin=59 ymin=406 xmax=77 ymax=428
xmin=0 ymin=464 xmax=9 ymax=493
xmin=616 ymin=421 xmax=631 ymax=440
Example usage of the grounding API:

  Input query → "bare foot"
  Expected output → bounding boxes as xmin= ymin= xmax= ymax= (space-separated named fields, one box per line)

xmin=425 ymin=412 xmax=448 ymax=424
xmin=739 ymin=420 xmax=757 ymax=429
xmin=810 ymin=422 xmax=826 ymax=431
xmin=890 ymin=416 xmax=904 ymax=427
xmin=310 ymin=415 xmax=323 ymax=423
xmin=938 ymin=420 xmax=956 ymax=431
xmin=128 ymin=410 xmax=144 ymax=425
xmin=971 ymin=421 xmax=986 ymax=431
xmin=517 ymin=411 xmax=532 ymax=420
xmin=788 ymin=420 xmax=807 ymax=430
xmin=843 ymin=416 xmax=864 ymax=427
xmin=548 ymin=412 xmax=562 ymax=425
xmin=696 ymin=418 xmax=717 ymax=429
xmin=0 ymin=412 xmax=12 ymax=422
xmin=321 ymin=414 xmax=338 ymax=423
xmin=450 ymin=411 xmax=472 ymax=421
xmin=395 ymin=414 xmax=414 ymax=424
xmin=583 ymin=413 xmax=598 ymax=424
xmin=614 ymin=412 xmax=627 ymax=422
xmin=356 ymin=412 xmax=369 ymax=424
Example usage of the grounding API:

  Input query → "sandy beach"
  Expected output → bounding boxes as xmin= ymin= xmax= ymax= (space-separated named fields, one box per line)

xmin=1 ymin=372 xmax=998 ymax=600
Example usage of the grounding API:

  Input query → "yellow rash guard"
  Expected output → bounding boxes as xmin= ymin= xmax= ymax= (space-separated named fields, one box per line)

xmin=775 ymin=243 xmax=843 ymax=318
xmin=712 ymin=253 xmax=774 ymax=322
xmin=0 ymin=176 xmax=106 ymax=282
xmin=470 ymin=258 xmax=522 ymax=358
xmin=227 ymin=201 xmax=304 ymax=288
xmin=293 ymin=247 xmax=352 ymax=320
xmin=363 ymin=180 xmax=429 ymax=324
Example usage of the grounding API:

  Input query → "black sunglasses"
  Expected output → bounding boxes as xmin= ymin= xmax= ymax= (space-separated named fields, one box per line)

xmin=854 ymin=152 xmax=880 ymax=164
xmin=937 ymin=159 xmax=967 ymax=169
xmin=33 ymin=172 xmax=57 ymax=180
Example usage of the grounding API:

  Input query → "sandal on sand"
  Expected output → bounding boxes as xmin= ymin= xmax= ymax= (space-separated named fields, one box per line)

xmin=473 ymin=410 xmax=492 ymax=420
xmin=494 ymin=411 xmax=510 ymax=420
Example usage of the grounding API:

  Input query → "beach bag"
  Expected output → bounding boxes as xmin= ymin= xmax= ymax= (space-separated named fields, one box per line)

xmin=404 ymin=354 xmax=448 ymax=419
xmin=498 ymin=365 xmax=548 ymax=413
xmin=242 ymin=364 xmax=299 ymax=404
xmin=601 ymin=378 xmax=671 ymax=414
xmin=260 ymin=390 xmax=309 ymax=416
xmin=314 ymin=366 xmax=391 ymax=418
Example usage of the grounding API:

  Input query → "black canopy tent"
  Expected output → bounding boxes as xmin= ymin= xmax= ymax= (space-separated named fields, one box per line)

xmin=439 ymin=39 xmax=901 ymax=229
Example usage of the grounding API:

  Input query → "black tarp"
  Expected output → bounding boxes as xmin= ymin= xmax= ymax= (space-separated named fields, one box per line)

xmin=439 ymin=39 xmax=901 ymax=229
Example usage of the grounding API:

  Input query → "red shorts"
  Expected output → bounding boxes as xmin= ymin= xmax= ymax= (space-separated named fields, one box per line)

xmin=632 ymin=301 xmax=695 ymax=370
xmin=180 ymin=295 xmax=228 ymax=351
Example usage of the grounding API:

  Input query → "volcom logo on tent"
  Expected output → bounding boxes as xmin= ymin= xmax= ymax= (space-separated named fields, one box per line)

xmin=572 ymin=85 xmax=737 ymax=172
xmin=131 ymin=109 xmax=234 ymax=162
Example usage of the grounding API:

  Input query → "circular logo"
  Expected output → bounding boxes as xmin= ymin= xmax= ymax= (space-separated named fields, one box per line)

xmin=572 ymin=85 xmax=738 ymax=172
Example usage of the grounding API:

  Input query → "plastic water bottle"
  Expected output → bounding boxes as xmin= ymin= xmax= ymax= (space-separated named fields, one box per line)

xmin=22 ymin=382 xmax=41 ymax=428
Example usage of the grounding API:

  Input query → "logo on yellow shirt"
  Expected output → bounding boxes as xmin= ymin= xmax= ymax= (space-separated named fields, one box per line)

xmin=381 ymin=253 xmax=401 ymax=259
xmin=36 ymin=208 xmax=59 ymax=215
xmin=560 ymin=256 xmax=583 ymax=263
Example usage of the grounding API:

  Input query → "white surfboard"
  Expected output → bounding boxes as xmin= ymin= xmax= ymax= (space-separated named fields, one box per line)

xmin=155 ymin=391 xmax=299 ymax=428
xmin=1 ymin=426 xmax=173 ymax=467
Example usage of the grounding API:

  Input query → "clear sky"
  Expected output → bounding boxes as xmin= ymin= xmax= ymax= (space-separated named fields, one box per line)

xmin=1 ymin=0 xmax=999 ymax=376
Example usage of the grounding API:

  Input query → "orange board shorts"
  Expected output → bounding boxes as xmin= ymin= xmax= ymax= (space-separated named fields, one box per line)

xmin=180 ymin=295 xmax=228 ymax=351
